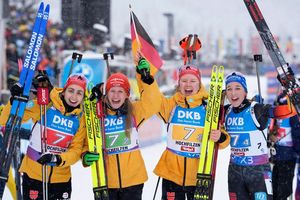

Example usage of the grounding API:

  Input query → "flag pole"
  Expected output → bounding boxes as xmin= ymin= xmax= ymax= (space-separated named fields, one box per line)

xmin=129 ymin=5 xmax=141 ymax=51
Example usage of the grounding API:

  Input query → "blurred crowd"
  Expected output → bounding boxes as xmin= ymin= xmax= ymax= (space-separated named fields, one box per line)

xmin=4 ymin=2 xmax=300 ymax=91
xmin=5 ymin=2 xmax=100 ymax=88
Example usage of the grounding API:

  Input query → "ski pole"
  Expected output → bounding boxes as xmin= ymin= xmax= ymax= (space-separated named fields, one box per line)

xmin=189 ymin=34 xmax=201 ymax=65
xmin=68 ymin=52 xmax=83 ymax=76
xmin=103 ymin=52 xmax=114 ymax=97
xmin=37 ymin=72 xmax=50 ymax=200
xmin=254 ymin=54 xmax=263 ymax=103
xmin=179 ymin=34 xmax=201 ymax=65
xmin=95 ymin=52 xmax=114 ymax=158
xmin=152 ymin=177 xmax=160 ymax=200
xmin=179 ymin=34 xmax=193 ymax=65
xmin=189 ymin=34 xmax=197 ymax=64
xmin=14 ymin=58 xmax=23 ymax=200
xmin=13 ymin=143 xmax=22 ymax=200
xmin=103 ymin=52 xmax=114 ymax=77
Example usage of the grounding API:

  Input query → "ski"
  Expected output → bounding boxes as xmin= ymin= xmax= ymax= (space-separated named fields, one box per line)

xmin=194 ymin=65 xmax=224 ymax=200
xmin=84 ymin=84 xmax=109 ymax=200
xmin=0 ymin=3 xmax=50 ymax=197
xmin=243 ymin=0 xmax=300 ymax=116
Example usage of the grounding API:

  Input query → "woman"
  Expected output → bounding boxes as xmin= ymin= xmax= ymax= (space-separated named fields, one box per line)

xmin=269 ymin=93 xmax=300 ymax=200
xmin=82 ymin=58 xmax=161 ymax=200
xmin=154 ymin=65 xmax=230 ymax=200
xmin=224 ymin=71 xmax=274 ymax=200
xmin=1 ymin=74 xmax=87 ymax=199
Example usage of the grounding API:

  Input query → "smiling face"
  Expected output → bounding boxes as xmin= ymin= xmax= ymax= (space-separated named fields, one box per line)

xmin=226 ymin=82 xmax=247 ymax=107
xmin=63 ymin=84 xmax=85 ymax=108
xmin=178 ymin=74 xmax=200 ymax=96
xmin=107 ymin=86 xmax=128 ymax=109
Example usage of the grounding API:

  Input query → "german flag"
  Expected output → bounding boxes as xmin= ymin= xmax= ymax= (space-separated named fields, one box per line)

xmin=130 ymin=11 xmax=162 ymax=75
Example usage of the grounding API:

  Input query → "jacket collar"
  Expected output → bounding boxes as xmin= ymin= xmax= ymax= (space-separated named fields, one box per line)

xmin=173 ymin=83 xmax=209 ymax=108
xmin=50 ymin=87 xmax=83 ymax=116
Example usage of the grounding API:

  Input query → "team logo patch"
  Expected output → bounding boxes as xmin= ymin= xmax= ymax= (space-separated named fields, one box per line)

xmin=254 ymin=192 xmax=267 ymax=200
xmin=62 ymin=192 xmax=69 ymax=199
xmin=167 ymin=192 xmax=175 ymax=200
xmin=229 ymin=192 xmax=237 ymax=200
xmin=29 ymin=189 xmax=39 ymax=199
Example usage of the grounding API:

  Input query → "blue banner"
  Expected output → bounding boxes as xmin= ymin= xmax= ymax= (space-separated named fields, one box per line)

xmin=61 ymin=55 xmax=107 ymax=87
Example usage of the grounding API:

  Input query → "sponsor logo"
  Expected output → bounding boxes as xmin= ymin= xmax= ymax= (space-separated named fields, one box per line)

xmin=227 ymin=117 xmax=244 ymax=126
xmin=105 ymin=118 xmax=123 ymax=127
xmin=53 ymin=115 xmax=73 ymax=128
xmin=177 ymin=110 xmax=201 ymax=120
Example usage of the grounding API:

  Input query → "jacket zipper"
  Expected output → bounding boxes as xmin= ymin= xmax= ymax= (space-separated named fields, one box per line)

xmin=182 ymin=157 xmax=187 ymax=186
xmin=116 ymin=154 xmax=122 ymax=188
xmin=184 ymin=98 xmax=190 ymax=109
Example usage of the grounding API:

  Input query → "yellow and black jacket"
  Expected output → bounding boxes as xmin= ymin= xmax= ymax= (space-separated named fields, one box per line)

xmin=83 ymin=78 xmax=161 ymax=189
xmin=154 ymin=84 xmax=230 ymax=186
xmin=0 ymin=88 xmax=86 ymax=183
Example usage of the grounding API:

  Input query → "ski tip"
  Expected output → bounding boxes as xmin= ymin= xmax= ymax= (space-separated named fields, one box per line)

xmin=38 ymin=2 xmax=45 ymax=14
xmin=38 ymin=2 xmax=44 ymax=11
xmin=45 ymin=4 xmax=50 ymax=13
xmin=219 ymin=65 xmax=225 ymax=73
xmin=42 ymin=4 xmax=50 ymax=20
xmin=212 ymin=65 xmax=218 ymax=71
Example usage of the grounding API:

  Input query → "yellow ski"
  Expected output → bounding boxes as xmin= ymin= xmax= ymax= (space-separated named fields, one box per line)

xmin=194 ymin=65 xmax=224 ymax=200
xmin=84 ymin=84 xmax=109 ymax=200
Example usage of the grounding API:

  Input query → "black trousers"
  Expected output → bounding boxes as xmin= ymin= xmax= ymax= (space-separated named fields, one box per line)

xmin=108 ymin=184 xmax=144 ymax=200
xmin=22 ymin=173 xmax=72 ymax=200
xmin=272 ymin=159 xmax=296 ymax=200
xmin=161 ymin=178 xmax=195 ymax=200
xmin=228 ymin=163 xmax=273 ymax=200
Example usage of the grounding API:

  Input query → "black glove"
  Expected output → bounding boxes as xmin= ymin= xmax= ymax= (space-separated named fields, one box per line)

xmin=37 ymin=153 xmax=62 ymax=166
xmin=287 ymin=65 xmax=294 ymax=76
xmin=9 ymin=82 xmax=24 ymax=104
xmin=32 ymin=70 xmax=53 ymax=94
xmin=10 ymin=82 xmax=23 ymax=97
xmin=90 ymin=83 xmax=104 ymax=101
xmin=277 ymin=65 xmax=295 ymax=85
